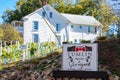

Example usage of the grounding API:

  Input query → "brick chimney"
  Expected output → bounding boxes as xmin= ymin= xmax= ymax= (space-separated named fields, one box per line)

xmin=41 ymin=0 xmax=47 ymax=6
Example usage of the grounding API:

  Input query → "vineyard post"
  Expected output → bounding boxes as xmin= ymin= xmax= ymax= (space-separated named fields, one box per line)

xmin=0 ymin=41 xmax=2 ymax=54
xmin=38 ymin=38 xmax=40 ymax=57
xmin=22 ymin=50 xmax=25 ymax=61
xmin=27 ymin=43 xmax=30 ymax=60
xmin=4 ymin=41 xmax=6 ymax=48
xmin=48 ymin=38 xmax=49 ymax=53
xmin=27 ymin=51 xmax=30 ymax=60
xmin=10 ymin=41 xmax=12 ymax=52
xmin=17 ymin=41 xmax=20 ymax=50
xmin=3 ymin=58 xmax=7 ymax=64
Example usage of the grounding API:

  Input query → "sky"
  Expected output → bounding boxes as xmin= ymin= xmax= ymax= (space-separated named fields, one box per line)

xmin=0 ymin=0 xmax=76 ymax=24
xmin=0 ymin=0 xmax=18 ymax=24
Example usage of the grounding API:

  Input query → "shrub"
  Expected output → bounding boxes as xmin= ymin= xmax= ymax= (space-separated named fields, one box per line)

xmin=99 ymin=57 xmax=107 ymax=64
xmin=97 ymin=36 xmax=106 ymax=40
xmin=30 ymin=43 xmax=38 ymax=56
xmin=81 ymin=40 xmax=91 ymax=43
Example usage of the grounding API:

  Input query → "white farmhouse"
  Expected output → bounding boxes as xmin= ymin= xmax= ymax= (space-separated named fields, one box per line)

xmin=12 ymin=0 xmax=103 ymax=44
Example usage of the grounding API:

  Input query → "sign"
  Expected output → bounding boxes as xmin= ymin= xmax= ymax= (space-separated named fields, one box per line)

xmin=20 ymin=45 xmax=27 ymax=50
xmin=62 ymin=43 xmax=98 ymax=71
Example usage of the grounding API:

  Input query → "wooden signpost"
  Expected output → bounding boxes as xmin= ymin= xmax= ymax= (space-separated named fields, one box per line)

xmin=53 ymin=43 xmax=109 ymax=80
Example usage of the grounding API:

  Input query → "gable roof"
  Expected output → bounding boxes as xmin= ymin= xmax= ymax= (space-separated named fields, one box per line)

xmin=61 ymin=13 xmax=103 ymax=27
xmin=23 ymin=4 xmax=103 ymax=27
xmin=22 ymin=4 xmax=69 ymax=22
xmin=23 ymin=8 xmax=42 ymax=19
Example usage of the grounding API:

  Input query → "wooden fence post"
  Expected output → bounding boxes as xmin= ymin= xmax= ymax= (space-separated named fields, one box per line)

xmin=3 ymin=58 xmax=7 ymax=64
xmin=27 ymin=51 xmax=30 ymax=60
xmin=22 ymin=50 xmax=25 ymax=61
xmin=13 ymin=49 xmax=16 ymax=61
xmin=40 ymin=44 xmax=43 ymax=56
xmin=10 ymin=41 xmax=12 ymax=52
xmin=4 ymin=41 xmax=6 ymax=48
xmin=17 ymin=41 xmax=20 ymax=50
xmin=0 ymin=41 xmax=2 ymax=54
xmin=38 ymin=42 xmax=40 ymax=57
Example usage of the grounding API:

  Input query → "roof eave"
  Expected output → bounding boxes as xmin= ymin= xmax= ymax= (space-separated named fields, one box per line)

xmin=70 ymin=22 xmax=103 ymax=27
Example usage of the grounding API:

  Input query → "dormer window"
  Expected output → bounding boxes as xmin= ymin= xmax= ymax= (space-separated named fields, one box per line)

xmin=42 ymin=11 xmax=45 ymax=17
xmin=49 ymin=12 xmax=53 ymax=18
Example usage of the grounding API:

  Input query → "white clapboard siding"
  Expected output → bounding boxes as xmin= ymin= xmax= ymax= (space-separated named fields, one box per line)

xmin=23 ymin=4 xmax=103 ymax=44
xmin=23 ymin=12 xmax=56 ymax=44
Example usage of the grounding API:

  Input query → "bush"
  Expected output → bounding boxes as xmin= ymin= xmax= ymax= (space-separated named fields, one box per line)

xmin=29 ymin=43 xmax=38 ymax=56
xmin=81 ymin=40 xmax=91 ymax=43
xmin=97 ymin=36 xmax=106 ymax=40
xmin=99 ymin=57 xmax=107 ymax=64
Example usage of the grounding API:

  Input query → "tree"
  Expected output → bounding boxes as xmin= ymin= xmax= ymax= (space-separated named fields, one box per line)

xmin=0 ymin=24 xmax=3 ymax=39
xmin=1 ymin=23 xmax=23 ymax=44
xmin=1 ymin=0 xmax=119 ymax=32
xmin=1 ymin=9 xmax=12 ymax=22
xmin=54 ymin=0 xmax=119 ymax=32
xmin=0 ymin=28 xmax=3 ymax=39
xmin=2 ymin=0 xmax=42 ymax=23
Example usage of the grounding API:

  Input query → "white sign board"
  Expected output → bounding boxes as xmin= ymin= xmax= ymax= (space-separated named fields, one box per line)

xmin=62 ymin=43 xmax=98 ymax=71
xmin=20 ymin=45 xmax=27 ymax=50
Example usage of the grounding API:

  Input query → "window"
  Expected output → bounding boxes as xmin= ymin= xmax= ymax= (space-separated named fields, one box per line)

xmin=88 ymin=26 xmax=90 ymax=33
xmin=80 ymin=26 xmax=82 ymax=29
xmin=49 ymin=12 xmax=53 ymax=18
xmin=42 ymin=11 xmax=45 ymax=17
xmin=57 ymin=36 xmax=61 ymax=45
xmin=56 ymin=24 xmax=60 ymax=32
xmin=95 ymin=27 xmax=97 ymax=33
xmin=74 ymin=39 xmax=77 ymax=43
xmin=33 ymin=34 xmax=39 ymax=43
xmin=71 ymin=25 xmax=73 ymax=28
xmin=33 ymin=21 xmax=38 ymax=31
